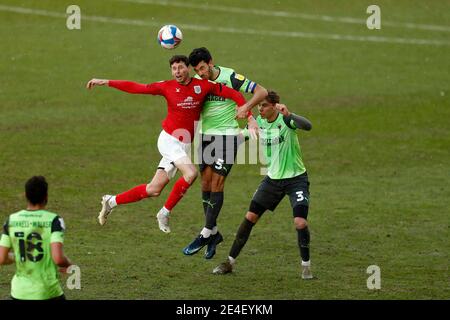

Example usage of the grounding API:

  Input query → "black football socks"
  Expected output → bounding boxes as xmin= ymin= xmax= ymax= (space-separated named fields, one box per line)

xmin=205 ymin=192 xmax=224 ymax=230
xmin=229 ymin=218 xmax=255 ymax=259
xmin=202 ymin=191 xmax=211 ymax=216
xmin=297 ymin=226 xmax=310 ymax=262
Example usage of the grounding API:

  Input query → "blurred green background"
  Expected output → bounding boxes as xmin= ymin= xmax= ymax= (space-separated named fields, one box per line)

xmin=0 ymin=0 xmax=448 ymax=299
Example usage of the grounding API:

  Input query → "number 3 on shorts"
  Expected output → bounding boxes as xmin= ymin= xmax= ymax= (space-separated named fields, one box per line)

xmin=296 ymin=191 xmax=304 ymax=202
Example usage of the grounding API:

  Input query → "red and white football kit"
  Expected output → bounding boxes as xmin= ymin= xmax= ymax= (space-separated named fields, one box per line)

xmin=107 ymin=78 xmax=247 ymax=212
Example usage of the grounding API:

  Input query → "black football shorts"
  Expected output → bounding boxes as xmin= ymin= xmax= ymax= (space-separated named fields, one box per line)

xmin=250 ymin=172 xmax=310 ymax=218
xmin=198 ymin=134 xmax=241 ymax=177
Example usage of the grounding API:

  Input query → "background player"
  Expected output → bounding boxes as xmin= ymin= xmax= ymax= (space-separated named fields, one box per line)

xmin=0 ymin=176 xmax=72 ymax=300
xmin=86 ymin=55 xmax=248 ymax=233
xmin=212 ymin=91 xmax=315 ymax=279
xmin=183 ymin=47 xmax=268 ymax=259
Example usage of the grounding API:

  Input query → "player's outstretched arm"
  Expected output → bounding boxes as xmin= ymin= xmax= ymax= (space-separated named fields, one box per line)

xmin=87 ymin=78 xmax=164 ymax=95
xmin=276 ymin=103 xmax=312 ymax=131
xmin=86 ymin=78 xmax=109 ymax=89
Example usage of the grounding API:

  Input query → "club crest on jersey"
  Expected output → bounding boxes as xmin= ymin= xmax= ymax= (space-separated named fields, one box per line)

xmin=194 ymin=85 xmax=202 ymax=94
xmin=176 ymin=88 xmax=180 ymax=93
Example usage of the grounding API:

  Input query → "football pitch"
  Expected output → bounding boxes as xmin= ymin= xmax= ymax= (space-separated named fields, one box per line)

xmin=0 ymin=0 xmax=448 ymax=300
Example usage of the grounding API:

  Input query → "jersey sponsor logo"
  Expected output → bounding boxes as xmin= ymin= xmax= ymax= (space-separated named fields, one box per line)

xmin=177 ymin=96 xmax=201 ymax=109
xmin=204 ymin=83 xmax=227 ymax=102
xmin=261 ymin=134 xmax=285 ymax=146
xmin=206 ymin=94 xmax=226 ymax=102
xmin=194 ymin=85 xmax=202 ymax=94
xmin=234 ymin=73 xmax=245 ymax=81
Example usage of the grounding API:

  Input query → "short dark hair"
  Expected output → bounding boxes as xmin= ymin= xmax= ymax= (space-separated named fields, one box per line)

xmin=265 ymin=90 xmax=280 ymax=104
xmin=169 ymin=55 xmax=189 ymax=67
xmin=25 ymin=176 xmax=48 ymax=205
xmin=188 ymin=47 xmax=212 ymax=67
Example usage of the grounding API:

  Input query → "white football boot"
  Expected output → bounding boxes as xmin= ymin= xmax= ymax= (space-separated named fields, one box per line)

xmin=98 ymin=195 xmax=114 ymax=226
xmin=156 ymin=209 xmax=171 ymax=233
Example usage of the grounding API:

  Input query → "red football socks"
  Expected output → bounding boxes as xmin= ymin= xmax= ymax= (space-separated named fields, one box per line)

xmin=164 ymin=177 xmax=191 ymax=211
xmin=116 ymin=184 xmax=149 ymax=205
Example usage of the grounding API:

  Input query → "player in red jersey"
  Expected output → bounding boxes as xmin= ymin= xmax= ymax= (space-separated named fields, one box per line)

xmin=86 ymin=55 xmax=250 ymax=232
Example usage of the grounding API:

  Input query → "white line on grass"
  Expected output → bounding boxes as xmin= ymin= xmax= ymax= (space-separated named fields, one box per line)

xmin=0 ymin=5 xmax=449 ymax=46
xmin=116 ymin=0 xmax=450 ymax=32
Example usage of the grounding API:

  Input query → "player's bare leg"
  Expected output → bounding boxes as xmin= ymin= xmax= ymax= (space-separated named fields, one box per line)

xmin=147 ymin=169 xmax=170 ymax=197
xmin=295 ymin=217 xmax=313 ymax=279
xmin=98 ymin=169 xmax=168 ymax=226
xmin=175 ymin=161 xmax=198 ymax=184
xmin=156 ymin=156 xmax=198 ymax=233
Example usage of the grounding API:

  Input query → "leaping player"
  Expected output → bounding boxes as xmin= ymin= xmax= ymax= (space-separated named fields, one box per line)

xmin=86 ymin=55 xmax=252 ymax=233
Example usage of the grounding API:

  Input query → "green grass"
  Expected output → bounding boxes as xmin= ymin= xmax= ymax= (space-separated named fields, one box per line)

xmin=0 ymin=0 xmax=449 ymax=300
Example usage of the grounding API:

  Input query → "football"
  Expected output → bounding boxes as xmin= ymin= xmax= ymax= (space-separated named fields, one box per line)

xmin=157 ymin=25 xmax=183 ymax=50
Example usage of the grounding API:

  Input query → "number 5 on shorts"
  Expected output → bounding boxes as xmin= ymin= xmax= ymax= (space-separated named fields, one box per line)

xmin=214 ymin=158 xmax=224 ymax=170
